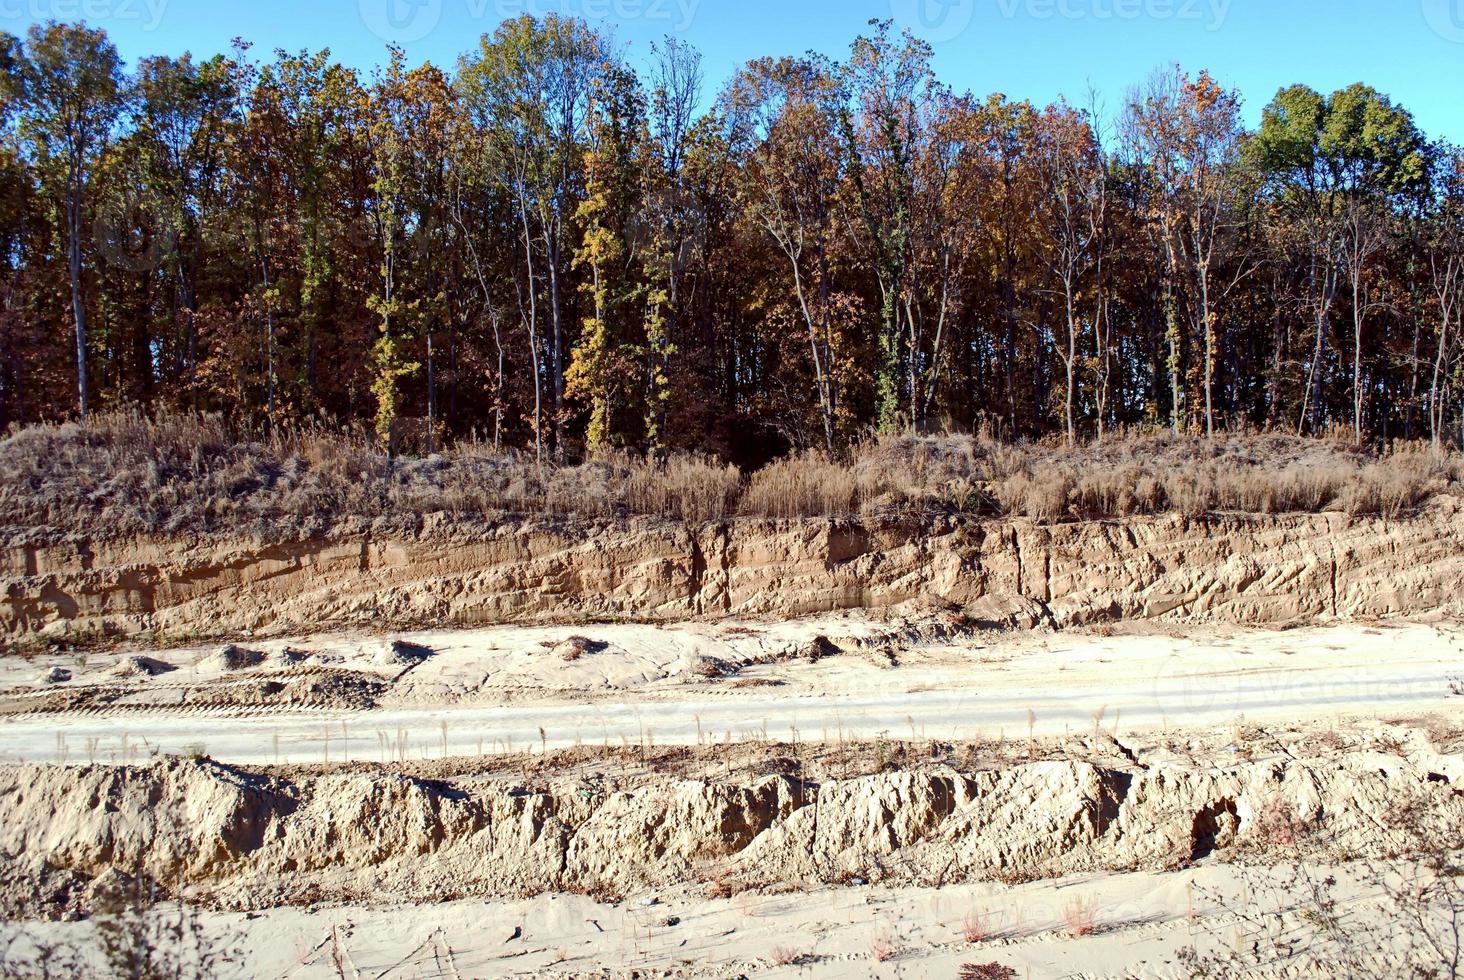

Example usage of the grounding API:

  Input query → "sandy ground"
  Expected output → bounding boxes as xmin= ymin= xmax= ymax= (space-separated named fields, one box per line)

xmin=0 ymin=860 xmax=1440 ymax=979
xmin=0 ymin=616 xmax=1459 ymax=766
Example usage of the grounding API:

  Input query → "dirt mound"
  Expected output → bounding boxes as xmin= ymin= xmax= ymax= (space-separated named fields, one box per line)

xmin=375 ymin=640 xmax=434 ymax=669
xmin=178 ymin=670 xmax=385 ymax=711
xmin=202 ymin=646 xmax=266 ymax=672
xmin=3 ymin=732 xmax=1459 ymax=918
xmin=109 ymin=656 xmax=176 ymax=678
xmin=550 ymin=636 xmax=608 ymax=661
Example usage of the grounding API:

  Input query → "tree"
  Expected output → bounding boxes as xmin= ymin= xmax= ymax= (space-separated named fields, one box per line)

xmin=1251 ymin=83 xmax=1428 ymax=439
xmin=11 ymin=22 xmax=127 ymax=419
xmin=838 ymin=20 xmax=944 ymax=432
xmin=459 ymin=14 xmax=608 ymax=457
xmin=459 ymin=14 xmax=612 ymax=459
xmin=1424 ymin=147 xmax=1464 ymax=447
xmin=725 ymin=55 xmax=846 ymax=450
xmin=1323 ymin=84 xmax=1429 ymax=440
xmin=1032 ymin=103 xmax=1105 ymax=446
xmin=631 ymin=38 xmax=703 ymax=450
xmin=566 ymin=63 xmax=642 ymax=453
xmin=1125 ymin=68 xmax=1247 ymax=436
xmin=132 ymin=53 xmax=234 ymax=396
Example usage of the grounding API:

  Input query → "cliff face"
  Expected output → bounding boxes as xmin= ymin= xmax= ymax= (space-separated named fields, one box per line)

xmin=4 ymin=500 xmax=1462 ymax=639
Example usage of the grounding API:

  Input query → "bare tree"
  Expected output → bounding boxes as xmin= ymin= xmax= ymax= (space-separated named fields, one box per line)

xmin=1032 ymin=102 xmax=1105 ymax=446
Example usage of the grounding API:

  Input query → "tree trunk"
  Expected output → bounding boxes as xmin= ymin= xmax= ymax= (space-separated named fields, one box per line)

xmin=426 ymin=326 xmax=436 ymax=454
xmin=546 ymin=232 xmax=564 ymax=455
xmin=67 ymin=171 xmax=88 ymax=421
xmin=1064 ymin=280 xmax=1078 ymax=447
xmin=1199 ymin=264 xmax=1215 ymax=437
xmin=1352 ymin=267 xmax=1365 ymax=442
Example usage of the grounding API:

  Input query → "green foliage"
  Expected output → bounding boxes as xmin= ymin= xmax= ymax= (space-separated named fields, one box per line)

xmin=368 ymin=329 xmax=418 ymax=452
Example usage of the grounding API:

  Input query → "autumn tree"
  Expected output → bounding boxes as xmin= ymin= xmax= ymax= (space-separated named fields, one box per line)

xmin=566 ymin=64 xmax=643 ymax=452
xmin=131 ymin=53 xmax=234 ymax=397
xmin=1031 ymin=103 xmax=1105 ymax=446
xmin=725 ymin=55 xmax=848 ymax=449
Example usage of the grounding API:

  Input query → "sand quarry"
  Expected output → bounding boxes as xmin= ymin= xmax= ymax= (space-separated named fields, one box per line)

xmin=4 ymin=511 xmax=1464 ymax=976
xmin=0 ymin=612 xmax=1462 ymax=977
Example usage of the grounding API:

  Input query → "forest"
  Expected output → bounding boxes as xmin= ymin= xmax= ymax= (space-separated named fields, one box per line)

xmin=0 ymin=16 xmax=1461 ymax=467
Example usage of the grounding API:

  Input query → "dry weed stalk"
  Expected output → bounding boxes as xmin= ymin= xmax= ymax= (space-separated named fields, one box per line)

xmin=1062 ymin=896 xmax=1100 ymax=937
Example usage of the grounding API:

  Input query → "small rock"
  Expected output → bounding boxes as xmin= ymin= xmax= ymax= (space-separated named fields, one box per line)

xmin=554 ymin=636 xmax=608 ymax=662
xmin=271 ymin=648 xmax=309 ymax=667
xmin=663 ymin=916 xmax=681 ymax=928
xmin=41 ymin=666 xmax=72 ymax=685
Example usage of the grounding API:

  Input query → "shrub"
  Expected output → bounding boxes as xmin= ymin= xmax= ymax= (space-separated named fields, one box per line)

xmin=770 ymin=945 xmax=805 ymax=967
xmin=960 ymin=965 xmax=1019 ymax=980
xmin=961 ymin=911 xmax=993 ymax=944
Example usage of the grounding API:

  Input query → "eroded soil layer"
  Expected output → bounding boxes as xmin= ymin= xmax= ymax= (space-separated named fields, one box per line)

xmin=6 ymin=504 xmax=1464 ymax=641
xmin=4 ymin=721 xmax=1461 ymax=921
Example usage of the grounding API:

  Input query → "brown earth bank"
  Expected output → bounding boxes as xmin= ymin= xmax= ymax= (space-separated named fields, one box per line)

xmin=3 ymin=723 xmax=1462 ymax=921
xmin=4 ymin=500 xmax=1464 ymax=643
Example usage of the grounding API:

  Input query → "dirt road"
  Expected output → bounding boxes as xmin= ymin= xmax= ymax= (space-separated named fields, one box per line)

xmin=2 ymin=619 xmax=1457 ymax=766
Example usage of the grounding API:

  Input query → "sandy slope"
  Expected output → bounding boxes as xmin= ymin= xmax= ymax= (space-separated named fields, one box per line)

xmin=0 ymin=869 xmax=1343 ymax=978
xmin=8 ymin=506 xmax=1464 ymax=642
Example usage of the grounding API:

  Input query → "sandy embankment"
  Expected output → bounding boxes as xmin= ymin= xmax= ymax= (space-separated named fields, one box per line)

xmin=1 ymin=711 xmax=1462 ymax=977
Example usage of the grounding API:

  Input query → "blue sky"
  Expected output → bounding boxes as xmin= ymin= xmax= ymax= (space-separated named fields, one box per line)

xmin=5 ymin=0 xmax=1463 ymax=139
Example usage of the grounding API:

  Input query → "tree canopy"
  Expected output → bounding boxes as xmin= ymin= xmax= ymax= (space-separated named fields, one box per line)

xmin=1 ymin=18 xmax=1462 ymax=461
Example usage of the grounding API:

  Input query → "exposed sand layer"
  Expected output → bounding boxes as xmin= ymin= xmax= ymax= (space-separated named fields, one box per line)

xmin=2 ymin=717 xmax=1462 ymax=977
xmin=5 ymin=503 xmax=1464 ymax=641
xmin=2 ymin=614 xmax=1462 ymax=977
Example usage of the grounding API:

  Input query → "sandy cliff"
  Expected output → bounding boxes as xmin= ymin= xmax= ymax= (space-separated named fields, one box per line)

xmin=5 ymin=502 xmax=1463 ymax=639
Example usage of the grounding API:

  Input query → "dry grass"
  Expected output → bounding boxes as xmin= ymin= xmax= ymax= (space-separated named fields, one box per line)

xmin=769 ymin=945 xmax=805 ymax=967
xmin=737 ymin=453 xmax=856 ymax=519
xmin=0 ymin=412 xmax=1458 ymax=542
xmin=960 ymin=965 xmax=1018 ymax=980
xmin=961 ymin=911 xmax=994 ymax=944
xmin=0 ymin=412 xmax=737 ymax=541
xmin=869 ymin=930 xmax=899 ymax=962
xmin=1061 ymin=896 xmax=1100 ymax=937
